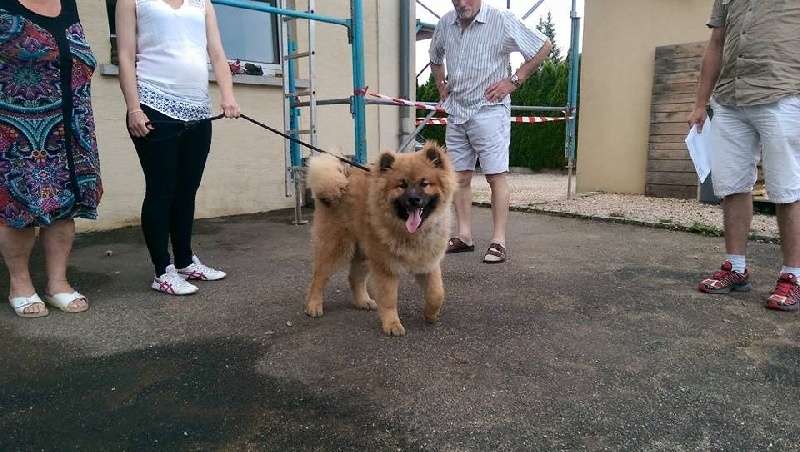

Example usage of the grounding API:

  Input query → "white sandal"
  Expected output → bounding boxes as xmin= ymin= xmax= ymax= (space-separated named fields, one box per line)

xmin=44 ymin=292 xmax=89 ymax=313
xmin=9 ymin=294 xmax=49 ymax=318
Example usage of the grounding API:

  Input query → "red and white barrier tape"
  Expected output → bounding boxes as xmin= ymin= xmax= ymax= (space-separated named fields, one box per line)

xmin=369 ymin=92 xmax=572 ymax=124
xmin=369 ymin=93 xmax=446 ymax=112
xmin=416 ymin=116 xmax=570 ymax=125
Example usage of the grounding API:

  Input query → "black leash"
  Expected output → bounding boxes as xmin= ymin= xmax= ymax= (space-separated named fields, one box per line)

xmin=141 ymin=113 xmax=370 ymax=172
xmin=238 ymin=113 xmax=370 ymax=172
xmin=141 ymin=113 xmax=225 ymax=142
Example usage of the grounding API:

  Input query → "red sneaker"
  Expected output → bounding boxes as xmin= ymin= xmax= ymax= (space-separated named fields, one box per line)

xmin=698 ymin=261 xmax=752 ymax=294
xmin=765 ymin=273 xmax=800 ymax=312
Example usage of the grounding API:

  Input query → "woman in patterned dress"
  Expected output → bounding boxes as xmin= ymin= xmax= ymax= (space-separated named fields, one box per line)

xmin=0 ymin=0 xmax=102 ymax=317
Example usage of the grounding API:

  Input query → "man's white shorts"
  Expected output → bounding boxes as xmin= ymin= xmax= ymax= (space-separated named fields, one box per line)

xmin=710 ymin=95 xmax=800 ymax=203
xmin=445 ymin=104 xmax=510 ymax=175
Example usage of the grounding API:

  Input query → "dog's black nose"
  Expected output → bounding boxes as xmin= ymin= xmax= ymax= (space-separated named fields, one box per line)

xmin=407 ymin=196 xmax=421 ymax=207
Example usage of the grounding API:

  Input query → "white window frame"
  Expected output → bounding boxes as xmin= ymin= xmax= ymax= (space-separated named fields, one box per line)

xmin=213 ymin=0 xmax=281 ymax=77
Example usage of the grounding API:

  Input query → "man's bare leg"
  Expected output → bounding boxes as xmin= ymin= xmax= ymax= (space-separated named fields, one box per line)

xmin=722 ymin=192 xmax=753 ymax=256
xmin=776 ymin=201 xmax=800 ymax=268
xmin=453 ymin=170 xmax=474 ymax=245
xmin=486 ymin=172 xmax=509 ymax=246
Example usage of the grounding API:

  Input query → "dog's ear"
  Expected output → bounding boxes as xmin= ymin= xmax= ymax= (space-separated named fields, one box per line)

xmin=378 ymin=152 xmax=395 ymax=172
xmin=424 ymin=144 xmax=444 ymax=169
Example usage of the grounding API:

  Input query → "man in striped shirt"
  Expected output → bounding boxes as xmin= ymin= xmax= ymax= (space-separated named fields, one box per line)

xmin=430 ymin=0 xmax=551 ymax=264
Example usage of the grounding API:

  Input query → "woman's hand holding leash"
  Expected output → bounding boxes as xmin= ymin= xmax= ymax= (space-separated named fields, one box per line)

xmin=127 ymin=109 xmax=153 ymax=137
xmin=220 ymin=97 xmax=241 ymax=118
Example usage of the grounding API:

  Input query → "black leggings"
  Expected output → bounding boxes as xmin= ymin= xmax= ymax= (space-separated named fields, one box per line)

xmin=130 ymin=105 xmax=212 ymax=276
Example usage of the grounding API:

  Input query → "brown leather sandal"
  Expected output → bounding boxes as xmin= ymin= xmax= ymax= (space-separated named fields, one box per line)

xmin=446 ymin=237 xmax=475 ymax=254
xmin=482 ymin=243 xmax=507 ymax=263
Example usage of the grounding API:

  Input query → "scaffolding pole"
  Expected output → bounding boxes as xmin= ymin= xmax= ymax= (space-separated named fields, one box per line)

xmin=565 ymin=0 xmax=581 ymax=199
xmin=210 ymin=0 xmax=368 ymax=164
xmin=349 ymin=0 xmax=367 ymax=163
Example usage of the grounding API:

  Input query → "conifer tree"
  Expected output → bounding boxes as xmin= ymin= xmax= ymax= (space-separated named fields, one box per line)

xmin=536 ymin=12 xmax=562 ymax=62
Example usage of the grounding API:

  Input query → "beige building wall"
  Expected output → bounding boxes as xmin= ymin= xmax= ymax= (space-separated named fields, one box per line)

xmin=77 ymin=0 xmax=413 ymax=232
xmin=576 ymin=0 xmax=713 ymax=194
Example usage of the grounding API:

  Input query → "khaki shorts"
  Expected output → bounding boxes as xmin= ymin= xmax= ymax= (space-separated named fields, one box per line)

xmin=444 ymin=104 xmax=510 ymax=175
xmin=710 ymin=95 xmax=800 ymax=203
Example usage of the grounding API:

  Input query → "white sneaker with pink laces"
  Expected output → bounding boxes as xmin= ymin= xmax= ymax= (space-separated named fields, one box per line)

xmin=152 ymin=266 xmax=198 ymax=295
xmin=176 ymin=255 xmax=227 ymax=281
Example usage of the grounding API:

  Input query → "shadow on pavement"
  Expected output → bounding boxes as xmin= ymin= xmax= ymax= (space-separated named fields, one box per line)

xmin=0 ymin=208 xmax=798 ymax=450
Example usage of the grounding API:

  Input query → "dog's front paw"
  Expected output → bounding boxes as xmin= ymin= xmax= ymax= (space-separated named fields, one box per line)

xmin=382 ymin=320 xmax=406 ymax=336
xmin=304 ymin=300 xmax=324 ymax=317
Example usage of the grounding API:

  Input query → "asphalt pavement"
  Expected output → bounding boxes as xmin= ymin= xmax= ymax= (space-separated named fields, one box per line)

xmin=1 ymin=207 xmax=798 ymax=451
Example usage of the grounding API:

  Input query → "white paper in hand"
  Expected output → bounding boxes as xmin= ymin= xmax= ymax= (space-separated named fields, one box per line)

xmin=685 ymin=120 xmax=712 ymax=183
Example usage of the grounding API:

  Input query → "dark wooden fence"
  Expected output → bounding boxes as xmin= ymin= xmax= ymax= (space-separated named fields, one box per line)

xmin=646 ymin=42 xmax=706 ymax=199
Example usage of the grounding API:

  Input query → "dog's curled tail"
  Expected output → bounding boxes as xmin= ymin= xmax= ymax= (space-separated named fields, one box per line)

xmin=307 ymin=153 xmax=349 ymax=205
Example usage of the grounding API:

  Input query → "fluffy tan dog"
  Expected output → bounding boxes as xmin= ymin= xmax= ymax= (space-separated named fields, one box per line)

xmin=304 ymin=142 xmax=455 ymax=336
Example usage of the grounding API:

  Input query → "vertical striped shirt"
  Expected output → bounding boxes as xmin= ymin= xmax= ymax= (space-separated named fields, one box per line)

xmin=429 ymin=5 xmax=548 ymax=124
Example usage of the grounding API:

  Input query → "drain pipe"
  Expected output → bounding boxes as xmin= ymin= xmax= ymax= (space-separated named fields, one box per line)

xmin=399 ymin=0 xmax=412 ymax=148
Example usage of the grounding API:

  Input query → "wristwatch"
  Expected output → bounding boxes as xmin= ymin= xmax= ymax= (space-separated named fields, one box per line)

xmin=509 ymin=73 xmax=522 ymax=87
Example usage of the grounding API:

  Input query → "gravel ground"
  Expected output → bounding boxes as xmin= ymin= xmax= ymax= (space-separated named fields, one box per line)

xmin=470 ymin=172 xmax=780 ymax=241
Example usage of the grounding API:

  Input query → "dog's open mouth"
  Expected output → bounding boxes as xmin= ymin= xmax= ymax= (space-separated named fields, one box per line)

xmin=396 ymin=195 xmax=439 ymax=234
xmin=405 ymin=208 xmax=423 ymax=233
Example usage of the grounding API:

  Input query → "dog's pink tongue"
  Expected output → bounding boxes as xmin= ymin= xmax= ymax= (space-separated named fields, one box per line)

xmin=406 ymin=208 xmax=422 ymax=233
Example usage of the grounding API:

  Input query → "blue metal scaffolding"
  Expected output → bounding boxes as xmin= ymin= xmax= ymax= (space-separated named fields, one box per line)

xmin=210 ymin=0 xmax=368 ymax=165
xmin=564 ymin=0 xmax=581 ymax=197
xmin=210 ymin=0 xmax=582 ymax=198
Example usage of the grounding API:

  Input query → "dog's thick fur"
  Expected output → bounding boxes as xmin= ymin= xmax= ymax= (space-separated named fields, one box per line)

xmin=304 ymin=142 xmax=455 ymax=336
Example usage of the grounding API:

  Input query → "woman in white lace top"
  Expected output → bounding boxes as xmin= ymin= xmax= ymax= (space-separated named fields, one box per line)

xmin=116 ymin=0 xmax=241 ymax=295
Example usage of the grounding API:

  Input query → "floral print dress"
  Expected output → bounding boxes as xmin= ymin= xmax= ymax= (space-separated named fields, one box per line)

xmin=0 ymin=0 xmax=102 ymax=228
